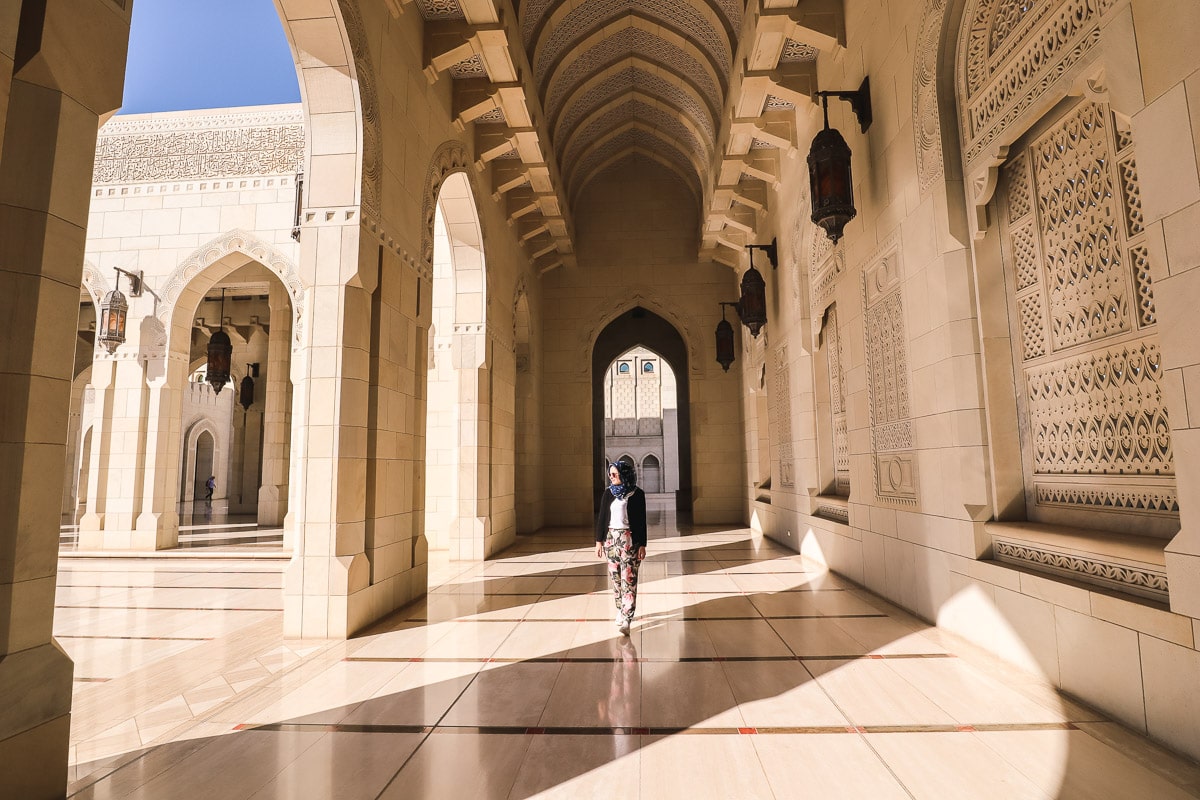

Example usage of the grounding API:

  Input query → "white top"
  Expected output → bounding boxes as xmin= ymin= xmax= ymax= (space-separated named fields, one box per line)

xmin=609 ymin=495 xmax=630 ymax=529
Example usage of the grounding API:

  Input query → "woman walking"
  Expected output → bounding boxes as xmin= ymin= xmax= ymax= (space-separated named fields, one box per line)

xmin=595 ymin=459 xmax=647 ymax=635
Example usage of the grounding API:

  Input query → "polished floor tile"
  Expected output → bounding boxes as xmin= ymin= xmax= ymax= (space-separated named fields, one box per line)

xmin=61 ymin=519 xmax=1200 ymax=799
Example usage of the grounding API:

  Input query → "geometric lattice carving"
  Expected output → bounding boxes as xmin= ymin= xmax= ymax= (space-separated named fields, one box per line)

xmin=993 ymin=539 xmax=1168 ymax=601
xmin=1118 ymin=157 xmax=1144 ymax=237
xmin=448 ymin=55 xmax=486 ymax=78
xmin=988 ymin=0 xmax=1037 ymax=53
xmin=960 ymin=0 xmax=1117 ymax=165
xmin=772 ymin=346 xmax=795 ymax=488
xmin=866 ymin=292 xmax=913 ymax=449
xmin=1005 ymin=152 xmax=1032 ymax=222
xmin=414 ymin=0 xmax=465 ymax=20
xmin=563 ymin=99 xmax=707 ymax=171
xmin=1018 ymin=293 xmax=1047 ymax=360
xmin=1000 ymin=99 xmax=1174 ymax=528
xmin=1032 ymin=102 xmax=1129 ymax=349
xmin=1130 ymin=245 xmax=1156 ymax=327
xmin=1025 ymin=340 xmax=1172 ymax=475
xmin=1035 ymin=483 xmax=1179 ymax=514
xmin=1011 ymin=222 xmax=1040 ymax=290
xmin=765 ymin=94 xmax=796 ymax=111
xmin=780 ymin=38 xmax=819 ymax=62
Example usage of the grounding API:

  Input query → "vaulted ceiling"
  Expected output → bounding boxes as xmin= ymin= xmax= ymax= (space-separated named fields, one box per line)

xmin=407 ymin=0 xmax=841 ymax=270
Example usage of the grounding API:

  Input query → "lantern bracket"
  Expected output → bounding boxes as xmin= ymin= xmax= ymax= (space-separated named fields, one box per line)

xmin=815 ymin=77 xmax=872 ymax=134
xmin=113 ymin=267 xmax=144 ymax=297
xmin=745 ymin=238 xmax=778 ymax=270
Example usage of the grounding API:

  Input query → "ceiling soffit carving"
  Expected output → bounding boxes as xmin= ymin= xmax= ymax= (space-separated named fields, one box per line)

xmin=570 ymin=126 xmax=706 ymax=200
xmin=562 ymin=98 xmax=712 ymax=179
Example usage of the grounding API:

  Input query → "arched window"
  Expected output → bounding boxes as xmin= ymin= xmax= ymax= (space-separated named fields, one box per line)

xmin=618 ymin=362 xmax=630 ymax=374
xmin=643 ymin=362 xmax=654 ymax=373
xmin=641 ymin=454 xmax=662 ymax=493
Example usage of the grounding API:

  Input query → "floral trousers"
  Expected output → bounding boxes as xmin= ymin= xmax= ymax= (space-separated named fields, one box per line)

xmin=604 ymin=528 xmax=641 ymax=625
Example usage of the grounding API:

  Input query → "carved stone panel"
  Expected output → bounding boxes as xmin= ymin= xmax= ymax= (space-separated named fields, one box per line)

xmin=998 ymin=100 xmax=1176 ymax=527
xmin=863 ymin=238 xmax=917 ymax=507
xmin=771 ymin=346 xmax=794 ymax=489
xmin=825 ymin=305 xmax=850 ymax=496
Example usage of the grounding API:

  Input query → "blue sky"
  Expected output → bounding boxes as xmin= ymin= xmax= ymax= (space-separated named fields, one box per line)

xmin=119 ymin=0 xmax=301 ymax=114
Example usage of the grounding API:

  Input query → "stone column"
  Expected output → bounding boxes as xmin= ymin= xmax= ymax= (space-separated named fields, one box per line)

xmin=0 ymin=2 xmax=130 ymax=796
xmin=259 ymin=281 xmax=292 ymax=526
xmin=449 ymin=330 xmax=492 ymax=561
xmin=283 ymin=220 xmax=374 ymax=638
xmin=133 ymin=353 xmax=182 ymax=550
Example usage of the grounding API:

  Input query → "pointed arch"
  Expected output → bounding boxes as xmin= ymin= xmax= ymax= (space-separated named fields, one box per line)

xmin=156 ymin=229 xmax=306 ymax=349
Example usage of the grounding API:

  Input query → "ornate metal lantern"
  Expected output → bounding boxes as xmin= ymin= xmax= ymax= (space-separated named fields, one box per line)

xmin=737 ymin=264 xmax=767 ymax=338
xmin=238 ymin=363 xmax=259 ymax=410
xmin=97 ymin=284 xmax=128 ymax=354
xmin=808 ymin=124 xmax=856 ymax=242
xmin=207 ymin=289 xmax=233 ymax=394
xmin=239 ymin=375 xmax=255 ymax=410
xmin=808 ymin=78 xmax=873 ymax=243
xmin=715 ymin=304 xmax=736 ymax=372
xmin=97 ymin=267 xmax=143 ymax=354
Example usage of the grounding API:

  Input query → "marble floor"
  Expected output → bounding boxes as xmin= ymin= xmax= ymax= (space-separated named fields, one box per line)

xmin=57 ymin=518 xmax=1200 ymax=799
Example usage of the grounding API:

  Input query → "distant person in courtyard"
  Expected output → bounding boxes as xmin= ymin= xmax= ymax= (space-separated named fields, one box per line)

xmin=595 ymin=459 xmax=647 ymax=636
xmin=205 ymin=475 xmax=215 ymax=501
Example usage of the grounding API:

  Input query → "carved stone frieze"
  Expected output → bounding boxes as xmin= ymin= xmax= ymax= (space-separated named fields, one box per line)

xmin=959 ymin=0 xmax=1117 ymax=173
xmin=993 ymin=539 xmax=1168 ymax=601
xmin=421 ymin=141 xmax=475 ymax=271
xmin=93 ymin=108 xmax=304 ymax=185
xmin=913 ymin=0 xmax=948 ymax=193
xmin=337 ymin=0 xmax=382 ymax=220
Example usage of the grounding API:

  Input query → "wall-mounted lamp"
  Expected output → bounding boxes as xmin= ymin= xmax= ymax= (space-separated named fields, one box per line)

xmin=745 ymin=238 xmax=778 ymax=270
xmin=239 ymin=362 xmax=259 ymax=410
xmin=715 ymin=302 xmax=737 ymax=372
xmin=207 ymin=289 xmax=233 ymax=394
xmin=291 ymin=170 xmax=304 ymax=242
xmin=738 ymin=262 xmax=767 ymax=338
xmin=97 ymin=267 xmax=144 ymax=354
xmin=808 ymin=77 xmax=872 ymax=243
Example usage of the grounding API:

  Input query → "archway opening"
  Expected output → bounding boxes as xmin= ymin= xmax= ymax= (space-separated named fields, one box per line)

xmin=172 ymin=260 xmax=295 ymax=537
xmin=591 ymin=307 xmax=692 ymax=516
xmin=423 ymin=171 xmax=492 ymax=560
xmin=601 ymin=346 xmax=680 ymax=500
xmin=192 ymin=430 xmax=216 ymax=505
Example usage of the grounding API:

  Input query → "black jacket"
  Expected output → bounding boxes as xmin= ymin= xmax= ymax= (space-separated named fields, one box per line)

xmin=595 ymin=488 xmax=647 ymax=548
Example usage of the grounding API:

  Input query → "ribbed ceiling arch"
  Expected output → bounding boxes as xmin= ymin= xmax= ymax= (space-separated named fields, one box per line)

xmin=522 ymin=0 xmax=741 ymax=215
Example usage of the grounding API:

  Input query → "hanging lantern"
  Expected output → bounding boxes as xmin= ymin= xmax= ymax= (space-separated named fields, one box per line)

xmin=737 ymin=265 xmax=767 ymax=337
xmin=239 ymin=375 xmax=255 ymax=410
xmin=206 ymin=289 xmax=232 ymax=394
xmin=808 ymin=79 xmax=872 ymax=243
xmin=97 ymin=285 xmax=128 ymax=354
xmin=808 ymin=123 xmax=856 ymax=243
xmin=715 ymin=305 xmax=736 ymax=372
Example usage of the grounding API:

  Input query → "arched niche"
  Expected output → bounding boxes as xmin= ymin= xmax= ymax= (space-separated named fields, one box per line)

xmin=591 ymin=307 xmax=693 ymax=513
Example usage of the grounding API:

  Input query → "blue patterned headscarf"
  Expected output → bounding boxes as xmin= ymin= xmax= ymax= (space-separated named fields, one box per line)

xmin=608 ymin=460 xmax=638 ymax=500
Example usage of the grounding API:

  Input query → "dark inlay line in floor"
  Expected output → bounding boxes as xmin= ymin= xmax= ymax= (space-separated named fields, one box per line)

xmin=402 ymin=613 xmax=889 ymax=623
xmin=54 ymin=605 xmax=281 ymax=612
xmin=72 ymin=677 xmax=112 ymax=683
xmin=57 ymin=635 xmax=216 ymax=641
xmin=238 ymin=721 xmax=1078 ymax=737
xmin=344 ymin=653 xmax=955 ymax=664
